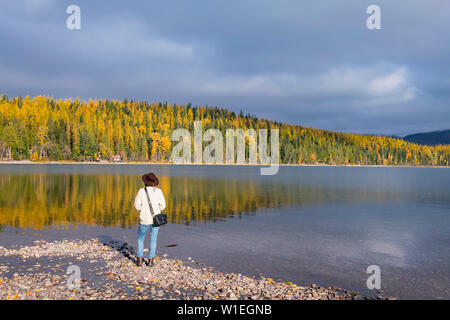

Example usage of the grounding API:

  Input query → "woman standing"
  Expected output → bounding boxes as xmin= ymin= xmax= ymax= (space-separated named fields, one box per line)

xmin=134 ymin=172 xmax=166 ymax=267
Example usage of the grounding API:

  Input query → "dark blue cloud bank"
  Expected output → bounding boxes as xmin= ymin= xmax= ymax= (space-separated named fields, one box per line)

xmin=0 ymin=0 xmax=449 ymax=136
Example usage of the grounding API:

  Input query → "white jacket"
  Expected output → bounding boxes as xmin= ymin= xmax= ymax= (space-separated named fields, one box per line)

xmin=134 ymin=187 xmax=166 ymax=225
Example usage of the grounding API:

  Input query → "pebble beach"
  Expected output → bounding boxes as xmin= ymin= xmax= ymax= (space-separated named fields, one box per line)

xmin=0 ymin=239 xmax=392 ymax=300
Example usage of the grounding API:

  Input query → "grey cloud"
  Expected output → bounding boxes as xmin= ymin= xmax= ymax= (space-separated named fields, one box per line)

xmin=0 ymin=0 xmax=449 ymax=136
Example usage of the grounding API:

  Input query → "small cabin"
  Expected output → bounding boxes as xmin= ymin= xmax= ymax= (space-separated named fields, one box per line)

xmin=112 ymin=155 xmax=122 ymax=162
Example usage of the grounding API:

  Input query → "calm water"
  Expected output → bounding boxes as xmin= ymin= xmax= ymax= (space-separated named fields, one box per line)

xmin=0 ymin=164 xmax=449 ymax=299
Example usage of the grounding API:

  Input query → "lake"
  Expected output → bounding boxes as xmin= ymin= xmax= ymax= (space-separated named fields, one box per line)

xmin=0 ymin=163 xmax=449 ymax=299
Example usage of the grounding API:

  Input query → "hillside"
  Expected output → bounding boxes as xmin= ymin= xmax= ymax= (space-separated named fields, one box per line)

xmin=403 ymin=129 xmax=450 ymax=146
xmin=0 ymin=95 xmax=449 ymax=166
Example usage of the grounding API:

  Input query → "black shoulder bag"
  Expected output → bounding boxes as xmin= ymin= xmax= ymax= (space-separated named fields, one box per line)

xmin=144 ymin=187 xmax=168 ymax=227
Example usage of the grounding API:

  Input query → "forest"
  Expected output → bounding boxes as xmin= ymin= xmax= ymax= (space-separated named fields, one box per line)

xmin=0 ymin=95 xmax=449 ymax=166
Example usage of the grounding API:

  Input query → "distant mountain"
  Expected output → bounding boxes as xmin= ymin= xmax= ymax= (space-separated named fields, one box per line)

xmin=403 ymin=129 xmax=450 ymax=146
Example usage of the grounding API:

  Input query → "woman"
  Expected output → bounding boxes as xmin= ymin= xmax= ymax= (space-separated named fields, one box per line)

xmin=134 ymin=172 xmax=166 ymax=267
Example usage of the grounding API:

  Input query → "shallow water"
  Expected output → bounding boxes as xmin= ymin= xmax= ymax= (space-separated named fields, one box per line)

xmin=0 ymin=164 xmax=449 ymax=299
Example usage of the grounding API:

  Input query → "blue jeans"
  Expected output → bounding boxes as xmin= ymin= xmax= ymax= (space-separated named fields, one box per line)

xmin=137 ymin=224 xmax=160 ymax=258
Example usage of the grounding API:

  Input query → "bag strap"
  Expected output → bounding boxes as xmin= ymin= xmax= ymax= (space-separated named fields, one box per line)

xmin=144 ymin=187 xmax=155 ymax=219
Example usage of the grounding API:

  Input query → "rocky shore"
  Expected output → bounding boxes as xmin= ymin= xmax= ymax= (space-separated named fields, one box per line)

xmin=0 ymin=239 xmax=388 ymax=300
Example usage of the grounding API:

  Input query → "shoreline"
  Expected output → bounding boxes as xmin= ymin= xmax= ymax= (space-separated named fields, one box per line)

xmin=0 ymin=160 xmax=448 ymax=169
xmin=0 ymin=238 xmax=387 ymax=300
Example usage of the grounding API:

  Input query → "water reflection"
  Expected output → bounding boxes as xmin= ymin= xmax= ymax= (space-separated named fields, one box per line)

xmin=0 ymin=171 xmax=442 ymax=230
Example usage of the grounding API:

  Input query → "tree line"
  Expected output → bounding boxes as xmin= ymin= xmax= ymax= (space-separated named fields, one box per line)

xmin=0 ymin=95 xmax=448 ymax=166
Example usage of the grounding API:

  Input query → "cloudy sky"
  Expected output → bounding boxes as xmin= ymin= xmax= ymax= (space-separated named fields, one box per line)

xmin=0 ymin=0 xmax=449 ymax=136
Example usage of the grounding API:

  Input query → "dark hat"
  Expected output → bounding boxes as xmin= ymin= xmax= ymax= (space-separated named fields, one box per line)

xmin=142 ymin=172 xmax=159 ymax=187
